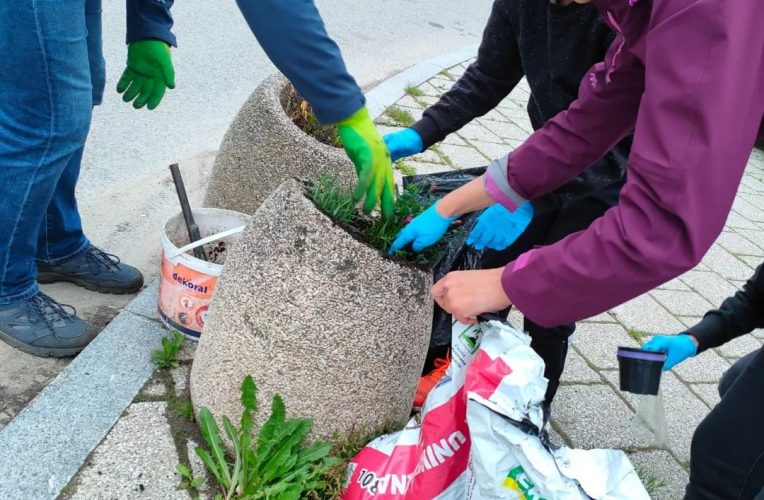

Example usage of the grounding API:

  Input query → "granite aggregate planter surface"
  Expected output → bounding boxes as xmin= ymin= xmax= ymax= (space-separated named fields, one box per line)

xmin=191 ymin=179 xmax=433 ymax=439
xmin=204 ymin=73 xmax=356 ymax=215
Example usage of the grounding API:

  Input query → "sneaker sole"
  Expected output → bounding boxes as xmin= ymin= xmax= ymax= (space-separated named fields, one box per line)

xmin=37 ymin=272 xmax=143 ymax=295
xmin=0 ymin=329 xmax=85 ymax=358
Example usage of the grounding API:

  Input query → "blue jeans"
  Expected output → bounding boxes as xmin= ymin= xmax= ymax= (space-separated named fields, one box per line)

xmin=0 ymin=0 xmax=105 ymax=304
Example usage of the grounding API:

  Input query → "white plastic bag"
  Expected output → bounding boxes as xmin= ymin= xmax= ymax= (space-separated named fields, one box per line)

xmin=631 ymin=391 xmax=670 ymax=448
xmin=343 ymin=321 xmax=485 ymax=499
xmin=343 ymin=320 xmax=649 ymax=500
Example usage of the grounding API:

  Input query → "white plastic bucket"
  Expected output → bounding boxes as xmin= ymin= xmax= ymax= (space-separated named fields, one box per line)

xmin=158 ymin=208 xmax=249 ymax=340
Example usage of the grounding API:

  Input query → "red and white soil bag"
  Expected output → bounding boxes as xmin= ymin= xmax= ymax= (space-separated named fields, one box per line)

xmin=342 ymin=320 xmax=648 ymax=500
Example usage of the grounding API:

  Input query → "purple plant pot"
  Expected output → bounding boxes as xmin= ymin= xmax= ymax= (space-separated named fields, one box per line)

xmin=617 ymin=347 xmax=666 ymax=395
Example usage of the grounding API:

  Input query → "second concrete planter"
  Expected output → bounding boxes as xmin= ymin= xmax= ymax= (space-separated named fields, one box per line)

xmin=204 ymin=73 xmax=356 ymax=215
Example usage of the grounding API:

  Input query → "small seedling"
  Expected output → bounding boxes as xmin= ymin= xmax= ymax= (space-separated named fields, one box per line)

xmin=439 ymin=68 xmax=452 ymax=78
xmin=310 ymin=421 xmax=403 ymax=499
xmin=193 ymin=375 xmax=338 ymax=499
xmin=177 ymin=463 xmax=206 ymax=493
xmin=170 ymin=396 xmax=195 ymax=421
xmin=404 ymin=85 xmax=424 ymax=97
xmin=152 ymin=331 xmax=185 ymax=369
xmin=384 ymin=106 xmax=415 ymax=127
xmin=637 ymin=468 xmax=666 ymax=496
xmin=626 ymin=328 xmax=647 ymax=344
xmin=395 ymin=160 xmax=417 ymax=177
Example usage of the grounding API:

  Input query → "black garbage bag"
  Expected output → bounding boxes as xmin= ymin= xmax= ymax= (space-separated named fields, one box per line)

xmin=402 ymin=167 xmax=487 ymax=367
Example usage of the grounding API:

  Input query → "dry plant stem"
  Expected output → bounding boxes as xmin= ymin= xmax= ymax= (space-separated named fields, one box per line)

xmin=284 ymin=84 xmax=341 ymax=148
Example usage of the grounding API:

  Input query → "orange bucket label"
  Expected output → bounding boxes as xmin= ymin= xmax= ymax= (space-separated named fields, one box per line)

xmin=158 ymin=250 xmax=219 ymax=339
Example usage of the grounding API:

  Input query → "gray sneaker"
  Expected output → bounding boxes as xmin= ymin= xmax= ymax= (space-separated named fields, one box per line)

xmin=0 ymin=293 xmax=93 ymax=357
xmin=37 ymin=244 xmax=143 ymax=294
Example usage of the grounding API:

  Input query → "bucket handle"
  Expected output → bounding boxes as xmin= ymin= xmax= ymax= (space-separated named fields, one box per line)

xmin=166 ymin=225 xmax=246 ymax=260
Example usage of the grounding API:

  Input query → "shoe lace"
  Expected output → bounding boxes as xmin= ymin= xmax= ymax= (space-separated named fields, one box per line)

xmin=27 ymin=293 xmax=77 ymax=329
xmin=84 ymin=245 xmax=121 ymax=273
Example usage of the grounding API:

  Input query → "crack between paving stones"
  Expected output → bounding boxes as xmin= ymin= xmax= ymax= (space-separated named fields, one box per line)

xmin=575 ymin=346 xmax=692 ymax=472
xmin=603 ymin=297 xmax=719 ymax=412
xmin=557 ymin=381 xmax=607 ymax=387
xmin=453 ymin=134 xmax=496 ymax=163
xmin=162 ymin=366 xmax=195 ymax=480
xmin=428 ymin=144 xmax=457 ymax=169
xmin=548 ymin=419 xmax=573 ymax=448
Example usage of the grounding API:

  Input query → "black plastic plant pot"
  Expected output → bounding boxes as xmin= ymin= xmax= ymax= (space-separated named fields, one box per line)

xmin=617 ymin=347 xmax=667 ymax=395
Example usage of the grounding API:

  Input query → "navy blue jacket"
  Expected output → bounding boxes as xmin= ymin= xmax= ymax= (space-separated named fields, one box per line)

xmin=127 ymin=0 xmax=177 ymax=47
xmin=126 ymin=0 xmax=364 ymax=124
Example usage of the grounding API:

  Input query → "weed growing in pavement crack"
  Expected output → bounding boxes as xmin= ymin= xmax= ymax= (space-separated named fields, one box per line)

xmin=169 ymin=395 xmax=195 ymax=422
xmin=384 ymin=106 xmax=415 ymax=127
xmin=152 ymin=331 xmax=185 ymax=369
xmin=189 ymin=375 xmax=337 ymax=500
xmin=637 ymin=468 xmax=667 ymax=496
xmin=308 ymin=421 xmax=403 ymax=499
xmin=626 ymin=328 xmax=647 ymax=345
xmin=404 ymin=84 xmax=424 ymax=97
xmin=177 ymin=463 xmax=205 ymax=495
xmin=396 ymin=160 xmax=417 ymax=177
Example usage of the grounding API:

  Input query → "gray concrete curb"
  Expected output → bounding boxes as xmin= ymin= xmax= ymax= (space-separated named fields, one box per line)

xmin=0 ymin=45 xmax=478 ymax=500
xmin=0 ymin=281 xmax=164 ymax=500
xmin=365 ymin=45 xmax=478 ymax=119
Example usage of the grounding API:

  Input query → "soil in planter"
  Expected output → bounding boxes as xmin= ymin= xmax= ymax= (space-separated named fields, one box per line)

xmin=283 ymin=84 xmax=342 ymax=148
xmin=307 ymin=174 xmax=462 ymax=267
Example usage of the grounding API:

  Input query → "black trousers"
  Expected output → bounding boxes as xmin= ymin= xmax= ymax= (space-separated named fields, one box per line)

xmin=480 ymin=197 xmax=611 ymax=404
xmin=685 ymin=346 xmax=764 ymax=499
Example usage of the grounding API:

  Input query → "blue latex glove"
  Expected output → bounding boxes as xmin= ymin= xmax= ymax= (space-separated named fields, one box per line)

xmin=389 ymin=202 xmax=457 ymax=254
xmin=642 ymin=334 xmax=698 ymax=371
xmin=466 ymin=203 xmax=535 ymax=251
xmin=383 ymin=128 xmax=424 ymax=162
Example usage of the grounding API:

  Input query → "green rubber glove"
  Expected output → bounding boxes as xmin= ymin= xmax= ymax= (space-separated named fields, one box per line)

xmin=338 ymin=107 xmax=395 ymax=218
xmin=117 ymin=40 xmax=175 ymax=110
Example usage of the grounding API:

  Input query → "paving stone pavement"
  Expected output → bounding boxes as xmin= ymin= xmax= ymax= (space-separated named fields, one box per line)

xmin=377 ymin=60 xmax=764 ymax=497
xmin=62 ymin=402 xmax=190 ymax=500
xmin=60 ymin=60 xmax=764 ymax=499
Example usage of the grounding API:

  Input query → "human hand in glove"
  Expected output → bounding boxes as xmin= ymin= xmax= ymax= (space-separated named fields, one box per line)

xmin=338 ymin=107 xmax=395 ymax=218
xmin=466 ymin=202 xmax=534 ymax=251
xmin=388 ymin=201 xmax=458 ymax=254
xmin=382 ymin=128 xmax=424 ymax=162
xmin=117 ymin=40 xmax=175 ymax=110
xmin=642 ymin=334 xmax=699 ymax=371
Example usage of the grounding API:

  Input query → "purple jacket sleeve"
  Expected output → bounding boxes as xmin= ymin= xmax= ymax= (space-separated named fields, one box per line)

xmin=485 ymin=36 xmax=643 ymax=210
xmin=494 ymin=0 xmax=764 ymax=327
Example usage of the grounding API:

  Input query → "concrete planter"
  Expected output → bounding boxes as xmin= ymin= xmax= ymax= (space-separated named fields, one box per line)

xmin=204 ymin=73 xmax=356 ymax=215
xmin=190 ymin=179 xmax=433 ymax=439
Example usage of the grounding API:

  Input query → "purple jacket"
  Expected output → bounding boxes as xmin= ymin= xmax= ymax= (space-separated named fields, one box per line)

xmin=485 ymin=0 xmax=764 ymax=327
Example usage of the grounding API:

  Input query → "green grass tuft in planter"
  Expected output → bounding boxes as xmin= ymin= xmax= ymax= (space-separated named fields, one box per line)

xmin=308 ymin=175 xmax=450 ymax=266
